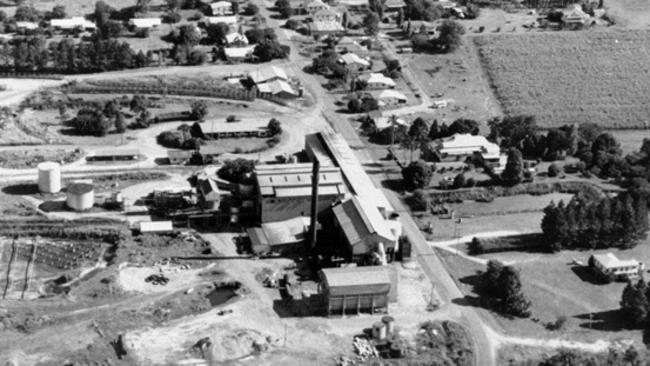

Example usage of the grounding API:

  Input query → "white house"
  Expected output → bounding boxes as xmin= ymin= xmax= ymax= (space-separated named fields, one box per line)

xmin=313 ymin=8 xmax=341 ymax=22
xmin=16 ymin=21 xmax=39 ymax=30
xmin=338 ymin=53 xmax=370 ymax=71
xmin=375 ymin=89 xmax=407 ymax=106
xmin=205 ymin=15 xmax=238 ymax=26
xmin=385 ymin=0 xmax=406 ymax=11
xmin=361 ymin=73 xmax=396 ymax=89
xmin=335 ymin=36 xmax=368 ymax=54
xmin=591 ymin=252 xmax=643 ymax=281
xmin=224 ymin=45 xmax=256 ymax=62
xmin=248 ymin=66 xmax=289 ymax=84
xmin=129 ymin=18 xmax=162 ymax=30
xmin=50 ymin=17 xmax=96 ymax=30
xmin=224 ymin=32 xmax=248 ymax=45
xmin=373 ymin=116 xmax=408 ymax=131
xmin=257 ymin=79 xmax=300 ymax=98
xmin=562 ymin=4 xmax=589 ymax=28
xmin=310 ymin=20 xmax=344 ymax=37
xmin=306 ymin=0 xmax=330 ymax=14
xmin=211 ymin=1 xmax=234 ymax=15
xmin=433 ymin=133 xmax=501 ymax=163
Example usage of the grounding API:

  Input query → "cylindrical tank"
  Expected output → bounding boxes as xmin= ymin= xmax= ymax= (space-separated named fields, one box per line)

xmin=37 ymin=162 xmax=61 ymax=194
xmin=372 ymin=322 xmax=386 ymax=340
xmin=382 ymin=315 xmax=395 ymax=334
xmin=66 ymin=183 xmax=94 ymax=211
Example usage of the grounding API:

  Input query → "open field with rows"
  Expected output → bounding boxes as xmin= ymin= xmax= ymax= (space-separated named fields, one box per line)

xmin=474 ymin=30 xmax=650 ymax=129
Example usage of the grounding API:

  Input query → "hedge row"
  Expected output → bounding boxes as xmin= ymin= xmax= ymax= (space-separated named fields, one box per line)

xmin=67 ymin=84 xmax=255 ymax=101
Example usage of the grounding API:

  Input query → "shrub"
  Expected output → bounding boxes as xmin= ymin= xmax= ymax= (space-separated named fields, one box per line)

xmin=410 ymin=189 xmax=429 ymax=211
xmin=267 ymin=118 xmax=282 ymax=136
xmin=545 ymin=315 xmax=567 ymax=331
xmin=547 ymin=163 xmax=560 ymax=177
xmin=190 ymin=100 xmax=208 ymax=120
xmin=468 ymin=237 xmax=484 ymax=255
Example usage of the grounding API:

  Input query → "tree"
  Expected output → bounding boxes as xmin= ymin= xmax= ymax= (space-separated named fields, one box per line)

xmin=363 ymin=11 xmax=380 ymax=36
xmin=245 ymin=27 xmax=277 ymax=44
xmin=410 ymin=189 xmax=429 ymax=211
xmin=231 ymin=1 xmax=240 ymax=14
xmin=244 ymin=3 xmax=260 ymax=15
xmin=434 ymin=20 xmax=465 ymax=53
xmin=217 ymin=159 xmax=256 ymax=184
xmin=402 ymin=160 xmax=433 ymax=189
xmin=254 ymin=39 xmax=290 ymax=62
xmin=115 ymin=111 xmax=126 ymax=133
xmin=163 ymin=11 xmax=182 ymax=23
xmin=275 ymin=0 xmax=292 ymax=18
xmin=104 ymin=20 xmax=124 ymax=38
xmin=621 ymin=278 xmax=648 ymax=327
xmin=453 ymin=173 xmax=466 ymax=188
xmin=176 ymin=24 xmax=201 ymax=47
xmin=501 ymin=148 xmax=524 ymax=185
xmin=481 ymin=260 xmax=503 ymax=297
xmin=130 ymin=94 xmax=147 ymax=113
xmin=548 ymin=163 xmax=560 ymax=177
xmin=166 ymin=0 xmax=181 ymax=10
xmin=368 ymin=0 xmax=385 ymax=19
xmin=136 ymin=0 xmax=152 ymax=12
xmin=267 ymin=118 xmax=282 ymax=136
xmin=14 ymin=5 xmax=41 ymax=22
xmin=72 ymin=108 xmax=112 ymax=136
xmin=48 ymin=5 xmax=67 ymax=19
xmin=468 ymin=237 xmax=484 ymax=255
xmin=190 ymin=100 xmax=208 ymax=120
xmin=498 ymin=266 xmax=531 ymax=317
xmin=488 ymin=115 xmax=537 ymax=149
xmin=448 ymin=118 xmax=479 ymax=135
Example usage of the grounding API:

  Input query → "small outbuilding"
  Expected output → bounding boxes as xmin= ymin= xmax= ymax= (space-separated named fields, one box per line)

xmin=318 ymin=266 xmax=391 ymax=315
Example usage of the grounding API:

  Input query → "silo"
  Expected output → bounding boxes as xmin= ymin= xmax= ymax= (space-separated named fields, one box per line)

xmin=66 ymin=183 xmax=94 ymax=211
xmin=37 ymin=162 xmax=61 ymax=194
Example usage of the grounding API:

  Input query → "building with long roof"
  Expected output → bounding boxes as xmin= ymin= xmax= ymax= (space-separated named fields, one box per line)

xmin=318 ymin=266 xmax=392 ymax=315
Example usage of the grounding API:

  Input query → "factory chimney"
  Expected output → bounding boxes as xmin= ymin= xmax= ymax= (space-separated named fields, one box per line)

xmin=309 ymin=160 xmax=320 ymax=250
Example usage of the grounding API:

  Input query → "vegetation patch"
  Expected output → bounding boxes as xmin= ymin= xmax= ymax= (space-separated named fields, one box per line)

xmin=0 ymin=148 xmax=82 ymax=169
xmin=474 ymin=31 xmax=650 ymax=128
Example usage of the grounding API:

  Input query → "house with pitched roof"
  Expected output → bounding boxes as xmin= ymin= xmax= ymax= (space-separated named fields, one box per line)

xmin=361 ymin=73 xmax=396 ymax=89
xmin=338 ymin=53 xmax=370 ymax=71
xmin=257 ymin=79 xmax=300 ymax=98
xmin=374 ymin=89 xmax=407 ymax=106
xmin=248 ymin=66 xmax=289 ymax=84
xmin=211 ymin=1 xmax=234 ymax=15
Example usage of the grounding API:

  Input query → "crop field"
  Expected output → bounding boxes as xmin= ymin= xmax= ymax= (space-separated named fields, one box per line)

xmin=474 ymin=30 xmax=650 ymax=129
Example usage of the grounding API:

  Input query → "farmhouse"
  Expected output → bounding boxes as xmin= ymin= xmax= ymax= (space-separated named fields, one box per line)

xmin=248 ymin=66 xmax=289 ymax=84
xmin=338 ymin=53 xmax=370 ymax=71
xmin=332 ymin=196 xmax=399 ymax=262
xmin=428 ymin=133 xmax=501 ymax=163
xmin=318 ymin=266 xmax=392 ymax=315
xmin=257 ymin=79 xmax=300 ymax=98
xmin=375 ymin=89 xmax=407 ymax=106
xmin=255 ymin=163 xmax=346 ymax=223
xmin=16 ymin=21 xmax=39 ymax=31
xmin=360 ymin=73 xmax=396 ymax=89
xmin=224 ymin=32 xmax=248 ymax=45
xmin=590 ymin=253 xmax=644 ymax=281
xmin=205 ymin=15 xmax=239 ymax=26
xmin=50 ymin=17 xmax=97 ymax=31
xmin=335 ymin=36 xmax=368 ymax=54
xmin=562 ymin=4 xmax=589 ymax=29
xmin=129 ymin=18 xmax=162 ymax=30
xmin=306 ymin=0 xmax=331 ymax=14
xmin=167 ymin=150 xmax=194 ymax=165
xmin=86 ymin=149 xmax=140 ymax=162
xmin=313 ymin=8 xmax=342 ymax=22
xmin=247 ymin=216 xmax=310 ymax=254
xmin=211 ymin=1 xmax=234 ymax=15
xmin=224 ymin=45 xmax=256 ymax=62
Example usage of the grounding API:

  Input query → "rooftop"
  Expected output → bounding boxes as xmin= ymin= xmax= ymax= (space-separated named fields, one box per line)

xmin=333 ymin=196 xmax=395 ymax=245
xmin=67 ymin=183 xmax=94 ymax=195
xmin=196 ymin=119 xmax=266 ymax=134
xmin=247 ymin=216 xmax=310 ymax=247
xmin=593 ymin=252 xmax=640 ymax=269
xmin=361 ymin=73 xmax=396 ymax=87
xmin=90 ymin=149 xmax=140 ymax=157
xmin=338 ymin=53 xmax=370 ymax=66
xmin=375 ymin=89 xmax=407 ymax=101
xmin=255 ymin=163 xmax=345 ymax=197
xmin=139 ymin=221 xmax=173 ymax=232
xmin=437 ymin=133 xmax=501 ymax=159
xmin=320 ymin=266 xmax=391 ymax=289
xmin=248 ymin=66 xmax=289 ymax=84
xmin=205 ymin=15 xmax=238 ymax=24
xmin=51 ymin=17 xmax=96 ymax=29
xmin=224 ymin=45 xmax=255 ymax=58
xmin=257 ymin=79 xmax=298 ymax=95
xmin=310 ymin=20 xmax=345 ymax=32
xmin=129 ymin=18 xmax=162 ymax=28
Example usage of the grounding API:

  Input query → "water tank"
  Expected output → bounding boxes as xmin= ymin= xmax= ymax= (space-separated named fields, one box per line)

xmin=382 ymin=315 xmax=395 ymax=334
xmin=372 ymin=322 xmax=386 ymax=340
xmin=37 ymin=162 xmax=61 ymax=194
xmin=66 ymin=183 xmax=94 ymax=211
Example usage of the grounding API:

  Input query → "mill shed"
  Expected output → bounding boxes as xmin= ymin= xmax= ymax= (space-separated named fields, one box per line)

xmin=318 ymin=266 xmax=391 ymax=315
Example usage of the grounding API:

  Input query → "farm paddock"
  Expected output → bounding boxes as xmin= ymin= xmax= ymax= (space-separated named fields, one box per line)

xmin=474 ymin=30 xmax=650 ymax=129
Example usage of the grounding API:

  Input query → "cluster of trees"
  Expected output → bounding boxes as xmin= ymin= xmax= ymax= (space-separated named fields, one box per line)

xmin=217 ymin=158 xmax=256 ymax=184
xmin=71 ymin=99 xmax=129 ymax=136
xmin=363 ymin=11 xmax=380 ymax=36
xmin=411 ymin=20 xmax=465 ymax=53
xmin=274 ymin=0 xmax=293 ymax=18
xmin=535 ymin=347 xmax=643 ymax=366
xmin=0 ymin=36 xmax=150 ymax=73
xmin=244 ymin=27 xmax=290 ymax=62
xmin=190 ymin=100 xmax=208 ymax=120
xmin=402 ymin=160 xmax=433 ymax=190
xmin=404 ymin=0 xmax=444 ymax=20
xmin=348 ymin=95 xmax=379 ymax=113
xmin=479 ymin=260 xmax=531 ymax=318
xmin=311 ymin=49 xmax=347 ymax=79
xmin=620 ymin=278 xmax=650 ymax=328
xmin=157 ymin=124 xmax=203 ymax=149
xmin=541 ymin=191 xmax=649 ymax=251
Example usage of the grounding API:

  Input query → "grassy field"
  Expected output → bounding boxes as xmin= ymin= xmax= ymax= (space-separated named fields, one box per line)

xmin=437 ymin=244 xmax=649 ymax=345
xmin=474 ymin=30 xmax=650 ymax=129
xmin=447 ymin=193 xmax=573 ymax=217
xmin=609 ymin=129 xmax=650 ymax=154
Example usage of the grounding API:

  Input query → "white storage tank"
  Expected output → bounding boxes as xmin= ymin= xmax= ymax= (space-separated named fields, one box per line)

xmin=66 ymin=183 xmax=94 ymax=211
xmin=37 ymin=162 xmax=61 ymax=194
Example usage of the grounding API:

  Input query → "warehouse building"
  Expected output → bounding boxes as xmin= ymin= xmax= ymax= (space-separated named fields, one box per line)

xmin=247 ymin=216 xmax=310 ymax=254
xmin=255 ymin=163 xmax=346 ymax=223
xmin=318 ymin=266 xmax=391 ymax=315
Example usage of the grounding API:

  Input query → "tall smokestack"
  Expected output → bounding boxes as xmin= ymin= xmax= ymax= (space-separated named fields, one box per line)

xmin=309 ymin=160 xmax=320 ymax=250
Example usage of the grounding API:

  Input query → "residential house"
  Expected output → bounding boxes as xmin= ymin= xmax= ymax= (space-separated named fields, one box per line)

xmin=306 ymin=0 xmax=331 ymax=14
xmin=590 ymin=252 xmax=643 ymax=281
xmin=167 ymin=150 xmax=194 ymax=165
xmin=332 ymin=196 xmax=400 ymax=262
xmin=374 ymin=89 xmax=407 ymax=106
xmin=50 ymin=17 xmax=96 ymax=31
xmin=562 ymin=4 xmax=589 ymax=29
xmin=255 ymin=163 xmax=346 ymax=223
xmin=360 ymin=73 xmax=396 ymax=89
xmin=224 ymin=45 xmax=256 ymax=62
xmin=428 ymin=133 xmax=501 ymax=164
xmin=318 ymin=266 xmax=392 ymax=315
xmin=15 ymin=21 xmax=39 ymax=31
xmin=337 ymin=53 xmax=370 ymax=72
xmin=313 ymin=8 xmax=341 ymax=22
xmin=224 ymin=32 xmax=248 ymax=45
xmin=384 ymin=0 xmax=406 ymax=12
xmin=248 ymin=66 xmax=289 ymax=84
xmin=129 ymin=18 xmax=162 ymax=30
xmin=335 ymin=36 xmax=368 ymax=54
xmin=211 ymin=0 xmax=234 ymax=15
xmin=309 ymin=20 xmax=345 ymax=38
xmin=257 ymin=79 xmax=300 ymax=99
xmin=205 ymin=15 xmax=239 ymax=26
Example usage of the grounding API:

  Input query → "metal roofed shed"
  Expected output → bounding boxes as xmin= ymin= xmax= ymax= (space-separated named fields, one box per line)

xmin=247 ymin=216 xmax=310 ymax=254
xmin=318 ymin=266 xmax=392 ymax=315
xmin=248 ymin=66 xmax=289 ymax=84
xmin=86 ymin=149 xmax=140 ymax=162
xmin=139 ymin=221 xmax=174 ymax=233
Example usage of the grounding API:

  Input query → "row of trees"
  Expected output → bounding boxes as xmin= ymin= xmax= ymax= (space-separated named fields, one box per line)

xmin=620 ymin=277 xmax=650 ymax=328
xmin=411 ymin=19 xmax=465 ymax=53
xmin=541 ymin=191 xmax=649 ymax=251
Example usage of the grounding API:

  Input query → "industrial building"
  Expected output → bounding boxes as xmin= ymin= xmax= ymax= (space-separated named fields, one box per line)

xmin=247 ymin=216 xmax=310 ymax=254
xmin=66 ymin=183 xmax=95 ymax=211
xmin=255 ymin=163 xmax=346 ymax=223
xmin=318 ymin=266 xmax=391 ymax=315
xmin=332 ymin=197 xmax=400 ymax=262
xmin=196 ymin=173 xmax=222 ymax=210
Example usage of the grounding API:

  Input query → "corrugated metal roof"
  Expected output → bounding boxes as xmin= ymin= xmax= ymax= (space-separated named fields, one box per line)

xmin=275 ymin=185 xmax=342 ymax=197
xmin=139 ymin=221 xmax=173 ymax=232
xmin=91 ymin=149 xmax=140 ymax=158
xmin=361 ymin=73 xmax=396 ymax=87
xmin=248 ymin=66 xmax=289 ymax=84
xmin=333 ymin=197 xmax=395 ymax=245
xmin=206 ymin=15 xmax=238 ymax=24
xmin=320 ymin=266 xmax=391 ymax=295
xmin=129 ymin=18 xmax=162 ymax=28
xmin=257 ymin=80 xmax=298 ymax=96
xmin=256 ymin=164 xmax=344 ymax=198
